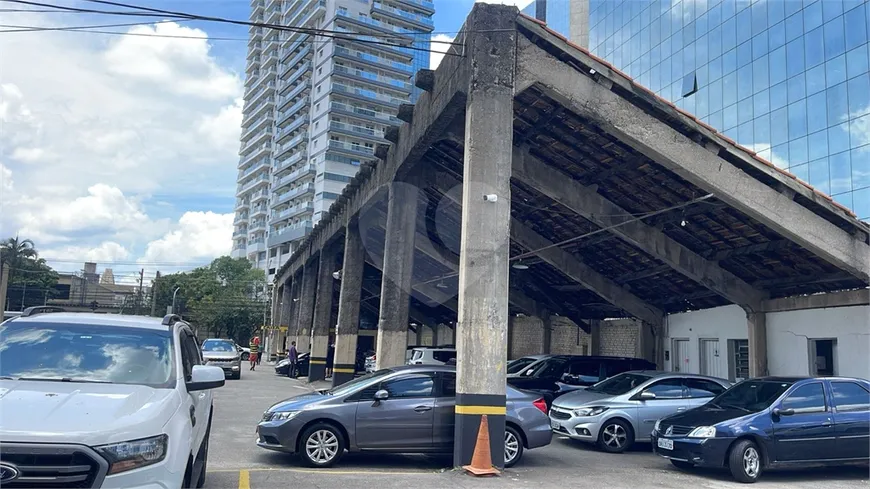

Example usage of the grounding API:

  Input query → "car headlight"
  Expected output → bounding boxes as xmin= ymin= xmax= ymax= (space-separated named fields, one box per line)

xmin=687 ymin=426 xmax=717 ymax=438
xmin=270 ymin=411 xmax=301 ymax=421
xmin=654 ymin=419 xmax=662 ymax=433
xmin=573 ymin=406 xmax=608 ymax=417
xmin=95 ymin=434 xmax=168 ymax=475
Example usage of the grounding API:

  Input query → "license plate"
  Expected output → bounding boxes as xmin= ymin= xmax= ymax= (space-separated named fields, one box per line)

xmin=657 ymin=438 xmax=674 ymax=451
xmin=550 ymin=419 xmax=560 ymax=430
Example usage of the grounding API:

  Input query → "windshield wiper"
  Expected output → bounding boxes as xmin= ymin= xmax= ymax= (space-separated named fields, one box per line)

xmin=17 ymin=377 xmax=110 ymax=384
xmin=720 ymin=403 xmax=752 ymax=413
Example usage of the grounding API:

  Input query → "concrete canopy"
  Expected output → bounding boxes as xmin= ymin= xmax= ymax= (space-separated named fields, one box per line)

xmin=275 ymin=7 xmax=870 ymax=326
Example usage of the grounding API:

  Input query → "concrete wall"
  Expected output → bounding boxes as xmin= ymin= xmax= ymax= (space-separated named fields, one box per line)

xmin=509 ymin=316 xmax=546 ymax=357
xmin=549 ymin=316 xmax=589 ymax=355
xmin=664 ymin=305 xmax=747 ymax=377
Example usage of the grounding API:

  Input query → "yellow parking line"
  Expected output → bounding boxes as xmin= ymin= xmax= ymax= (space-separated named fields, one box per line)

xmin=238 ymin=469 xmax=250 ymax=489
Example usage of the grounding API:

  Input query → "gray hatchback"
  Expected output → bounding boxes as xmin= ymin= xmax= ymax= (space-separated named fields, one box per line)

xmin=257 ymin=365 xmax=552 ymax=468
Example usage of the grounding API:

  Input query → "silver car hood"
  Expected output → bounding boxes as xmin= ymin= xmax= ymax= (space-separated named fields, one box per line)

xmin=552 ymin=389 xmax=616 ymax=409
xmin=203 ymin=351 xmax=239 ymax=360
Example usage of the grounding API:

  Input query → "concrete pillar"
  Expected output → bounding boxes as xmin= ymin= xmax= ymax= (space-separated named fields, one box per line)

xmin=278 ymin=281 xmax=293 ymax=354
xmin=374 ymin=182 xmax=418 ymax=369
xmin=637 ymin=321 xmax=656 ymax=363
xmin=542 ymin=313 xmax=552 ymax=354
xmin=310 ymin=247 xmax=338 ymax=382
xmin=296 ymin=258 xmax=318 ymax=355
xmin=589 ymin=320 xmax=602 ymax=356
xmin=271 ymin=284 xmax=282 ymax=328
xmin=333 ymin=221 xmax=366 ymax=387
xmin=745 ymin=309 xmax=768 ymax=377
xmin=453 ymin=3 xmax=516 ymax=469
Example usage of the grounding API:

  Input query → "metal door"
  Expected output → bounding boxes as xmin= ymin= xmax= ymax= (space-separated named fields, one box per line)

xmin=699 ymin=339 xmax=721 ymax=378
xmin=671 ymin=339 xmax=689 ymax=372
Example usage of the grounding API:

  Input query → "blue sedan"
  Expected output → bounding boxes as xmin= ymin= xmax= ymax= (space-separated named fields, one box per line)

xmin=651 ymin=376 xmax=869 ymax=483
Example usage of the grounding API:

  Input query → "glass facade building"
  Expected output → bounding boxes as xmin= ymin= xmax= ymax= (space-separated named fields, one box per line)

xmin=584 ymin=0 xmax=870 ymax=220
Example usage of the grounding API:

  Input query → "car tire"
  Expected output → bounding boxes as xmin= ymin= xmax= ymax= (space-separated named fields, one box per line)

xmin=596 ymin=419 xmax=634 ymax=453
xmin=670 ymin=460 xmax=694 ymax=471
xmin=728 ymin=439 xmax=763 ymax=483
xmin=299 ymin=423 xmax=345 ymax=468
xmin=504 ymin=425 xmax=524 ymax=468
xmin=241 ymin=352 xmax=249 ymax=361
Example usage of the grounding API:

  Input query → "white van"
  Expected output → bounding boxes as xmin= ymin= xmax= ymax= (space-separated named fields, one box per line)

xmin=407 ymin=346 xmax=456 ymax=365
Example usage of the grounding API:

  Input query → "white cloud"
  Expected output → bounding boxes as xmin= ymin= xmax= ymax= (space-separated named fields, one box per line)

xmin=747 ymin=144 xmax=789 ymax=170
xmin=429 ymin=34 xmax=455 ymax=70
xmin=44 ymin=241 xmax=132 ymax=263
xmin=0 ymin=163 xmax=12 ymax=194
xmin=846 ymin=109 xmax=870 ymax=150
xmin=198 ymin=97 xmax=244 ymax=154
xmin=142 ymin=211 xmax=233 ymax=264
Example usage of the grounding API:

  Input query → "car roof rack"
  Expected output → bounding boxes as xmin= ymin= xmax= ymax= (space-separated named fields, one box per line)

xmin=162 ymin=314 xmax=183 ymax=326
xmin=21 ymin=306 xmax=65 ymax=317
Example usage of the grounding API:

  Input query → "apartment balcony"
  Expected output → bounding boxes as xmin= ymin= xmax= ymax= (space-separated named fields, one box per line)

xmin=281 ymin=43 xmax=312 ymax=70
xmin=247 ymin=238 xmax=267 ymax=253
xmin=250 ymin=0 xmax=264 ymax=18
xmin=244 ymin=72 xmax=259 ymax=88
xmin=247 ymin=42 xmax=262 ymax=60
xmin=238 ymin=139 xmax=270 ymax=163
xmin=261 ymin=52 xmax=279 ymax=71
xmin=281 ymin=34 xmax=309 ymax=62
xmin=237 ymin=158 xmax=270 ymax=182
xmin=249 ymin=220 xmax=268 ymax=233
xmin=372 ymin=2 xmax=434 ymax=31
xmin=274 ymin=150 xmax=307 ymax=174
xmin=273 ymin=163 xmax=315 ymax=191
xmin=334 ymin=26 xmax=415 ymax=59
xmin=250 ymin=205 xmax=269 ymax=218
xmin=330 ymin=100 xmax=401 ymax=125
xmin=250 ymin=188 xmax=270 ymax=203
xmin=242 ymin=127 xmax=273 ymax=149
xmin=277 ymin=96 xmax=309 ymax=126
xmin=237 ymin=173 xmax=270 ymax=194
xmin=272 ymin=183 xmax=315 ymax=208
xmin=277 ymin=82 xmax=310 ymax=110
xmin=334 ymin=46 xmax=413 ymax=75
xmin=233 ymin=213 xmax=248 ymax=224
xmin=276 ymin=115 xmax=308 ymax=143
xmin=249 ymin=68 xmax=276 ymax=95
xmin=250 ymin=26 xmax=264 ymax=42
xmin=328 ymin=139 xmax=375 ymax=157
xmin=332 ymin=64 xmax=412 ymax=95
xmin=286 ymin=0 xmax=325 ymax=32
xmin=274 ymin=133 xmax=307 ymax=161
xmin=270 ymin=203 xmax=314 ymax=225
xmin=247 ymin=81 xmax=276 ymax=107
xmin=241 ymin=114 xmax=274 ymax=141
xmin=235 ymin=199 xmax=250 ymax=211
xmin=267 ymin=221 xmax=313 ymax=247
xmin=329 ymin=120 xmax=386 ymax=142
xmin=233 ymin=228 xmax=248 ymax=238
xmin=280 ymin=61 xmax=313 ymax=90
xmin=242 ymin=99 xmax=273 ymax=125
xmin=335 ymin=9 xmax=421 ymax=39
xmin=394 ymin=0 xmax=434 ymax=14
xmin=332 ymin=82 xmax=403 ymax=107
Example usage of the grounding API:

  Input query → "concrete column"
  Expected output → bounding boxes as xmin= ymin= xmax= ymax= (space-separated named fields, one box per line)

xmin=333 ymin=221 xmax=366 ymax=387
xmin=453 ymin=3 xmax=516 ymax=469
xmin=296 ymin=258 xmax=319 ymax=355
xmin=374 ymin=182 xmax=418 ymax=369
xmin=271 ymin=284 xmax=282 ymax=328
xmin=542 ymin=314 xmax=552 ymax=354
xmin=279 ymin=282 xmax=293 ymax=354
xmin=589 ymin=320 xmax=602 ymax=356
xmin=310 ymin=247 xmax=338 ymax=382
xmin=745 ymin=309 xmax=768 ymax=377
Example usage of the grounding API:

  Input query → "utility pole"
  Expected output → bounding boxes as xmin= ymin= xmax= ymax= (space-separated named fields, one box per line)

xmin=150 ymin=271 xmax=161 ymax=317
xmin=135 ymin=268 xmax=144 ymax=315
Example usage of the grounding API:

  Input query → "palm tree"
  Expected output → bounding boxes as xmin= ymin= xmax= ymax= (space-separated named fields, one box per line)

xmin=0 ymin=236 xmax=38 ymax=267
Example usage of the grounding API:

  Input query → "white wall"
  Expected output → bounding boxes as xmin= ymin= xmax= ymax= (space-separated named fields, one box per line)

xmin=665 ymin=305 xmax=747 ymax=377
xmin=767 ymin=305 xmax=870 ymax=379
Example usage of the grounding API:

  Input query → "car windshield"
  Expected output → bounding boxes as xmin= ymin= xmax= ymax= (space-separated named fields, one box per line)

xmin=0 ymin=321 xmax=174 ymax=387
xmin=709 ymin=379 xmax=795 ymax=413
xmin=328 ymin=368 xmax=393 ymax=397
xmin=525 ymin=357 xmax=568 ymax=377
xmin=202 ymin=340 xmax=236 ymax=352
xmin=507 ymin=357 xmax=538 ymax=374
xmin=586 ymin=372 xmax=653 ymax=395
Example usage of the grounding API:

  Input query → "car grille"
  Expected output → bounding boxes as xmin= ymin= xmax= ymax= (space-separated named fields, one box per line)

xmin=662 ymin=424 xmax=694 ymax=437
xmin=550 ymin=409 xmax=572 ymax=420
xmin=0 ymin=443 xmax=107 ymax=488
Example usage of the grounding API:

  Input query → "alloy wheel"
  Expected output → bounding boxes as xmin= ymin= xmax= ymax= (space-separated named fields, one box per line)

xmin=504 ymin=430 xmax=520 ymax=465
xmin=305 ymin=429 xmax=339 ymax=464
xmin=743 ymin=446 xmax=760 ymax=478
xmin=602 ymin=423 xmax=627 ymax=449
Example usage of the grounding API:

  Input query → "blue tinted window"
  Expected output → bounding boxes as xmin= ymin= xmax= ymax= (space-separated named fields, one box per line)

xmin=787 ymin=37 xmax=806 ymax=77
xmin=723 ymin=71 xmax=738 ymax=106
xmin=791 ymin=163 xmax=809 ymax=181
xmin=834 ymin=192 xmax=854 ymax=209
xmin=790 ymin=136 xmax=809 ymax=165
xmin=788 ymin=74 xmax=806 ymax=103
xmin=755 ymin=113 xmax=772 ymax=145
xmin=807 ymin=91 xmax=829 ymax=134
xmin=808 ymin=130 xmax=829 ymax=161
xmin=769 ymin=20 xmax=786 ymax=50
xmin=769 ymin=45 xmax=787 ymax=84
xmin=784 ymin=0 xmax=802 ymax=19
xmin=738 ymin=64 xmax=754 ymax=100
xmin=855 ymin=188 xmax=870 ymax=220
xmin=751 ymin=1 xmax=767 ymax=35
xmin=786 ymin=11 xmax=804 ymax=42
xmin=739 ymin=97 xmax=754 ymax=124
xmin=853 ymin=114 xmax=870 ymax=149
xmin=709 ymin=78 xmax=723 ymax=112
xmin=724 ymin=103 xmax=739 ymax=129
xmin=789 ymin=99 xmax=808 ymax=139
xmin=768 ymin=0 xmax=785 ymax=26
xmin=772 ymin=106 xmax=790 ymax=145
xmin=824 ymin=17 xmax=847 ymax=59
xmin=804 ymin=0 xmax=824 ymax=31
xmin=823 ymin=0 xmax=845 ymax=23
xmin=737 ymin=8 xmax=752 ymax=44
xmin=827 ymin=54 xmax=848 ymax=87
xmin=710 ymin=55 xmax=723 ymax=81
xmin=738 ymin=40 xmax=753 ymax=67
xmin=806 ymin=64 xmax=827 ymax=95
xmin=739 ymin=121 xmax=754 ymax=143
xmin=809 ymin=157 xmax=831 ymax=193
xmin=773 ymin=142 xmax=789 ymax=163
xmin=752 ymin=31 xmax=769 ymax=60
xmin=723 ymin=16 xmax=737 ymax=51
xmin=828 ymin=82 xmax=850 ymax=125
xmin=848 ymin=75 xmax=870 ymax=117
xmin=846 ymin=45 xmax=869 ymax=79
xmin=724 ymin=47 xmax=738 ymax=74
xmin=829 ymin=121 xmax=851 ymax=154
xmin=754 ymin=89 xmax=771 ymax=116
xmin=771 ymin=80 xmax=789 ymax=110
xmin=830 ymin=151 xmax=852 ymax=193
xmin=853 ymin=149 xmax=870 ymax=189
xmin=844 ymin=4 xmax=868 ymax=50
xmin=805 ymin=27 xmax=826 ymax=68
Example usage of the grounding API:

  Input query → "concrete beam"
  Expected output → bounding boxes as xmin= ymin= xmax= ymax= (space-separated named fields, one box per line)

xmin=511 ymin=219 xmax=663 ymax=326
xmin=515 ymin=31 xmax=870 ymax=283
xmin=745 ymin=308 xmax=768 ymax=377
xmin=512 ymin=147 xmax=767 ymax=309
xmin=762 ymin=289 xmax=870 ymax=313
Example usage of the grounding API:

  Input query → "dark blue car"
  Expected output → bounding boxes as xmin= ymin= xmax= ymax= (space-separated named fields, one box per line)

xmin=651 ymin=376 xmax=869 ymax=483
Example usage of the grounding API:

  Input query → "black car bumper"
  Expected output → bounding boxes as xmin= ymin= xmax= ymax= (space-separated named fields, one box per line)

xmin=651 ymin=432 xmax=733 ymax=467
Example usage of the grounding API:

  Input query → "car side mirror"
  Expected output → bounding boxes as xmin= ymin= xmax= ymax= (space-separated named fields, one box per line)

xmin=773 ymin=407 xmax=795 ymax=417
xmin=638 ymin=391 xmax=656 ymax=400
xmin=374 ymin=389 xmax=389 ymax=401
xmin=187 ymin=365 xmax=225 ymax=392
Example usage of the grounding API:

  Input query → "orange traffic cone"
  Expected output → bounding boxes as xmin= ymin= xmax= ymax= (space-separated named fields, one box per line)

xmin=462 ymin=414 xmax=500 ymax=476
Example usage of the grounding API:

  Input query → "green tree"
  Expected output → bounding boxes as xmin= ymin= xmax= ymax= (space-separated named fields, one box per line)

xmin=1 ymin=237 xmax=59 ymax=309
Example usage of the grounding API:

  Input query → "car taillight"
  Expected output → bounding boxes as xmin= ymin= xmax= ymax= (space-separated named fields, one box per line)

xmin=533 ymin=398 xmax=547 ymax=414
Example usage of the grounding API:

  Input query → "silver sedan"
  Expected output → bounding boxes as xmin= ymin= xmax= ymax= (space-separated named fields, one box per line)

xmin=257 ymin=365 xmax=552 ymax=468
xmin=550 ymin=371 xmax=731 ymax=453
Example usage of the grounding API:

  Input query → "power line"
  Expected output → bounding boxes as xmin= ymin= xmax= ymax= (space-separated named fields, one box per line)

xmin=0 ymin=17 xmax=188 ymax=32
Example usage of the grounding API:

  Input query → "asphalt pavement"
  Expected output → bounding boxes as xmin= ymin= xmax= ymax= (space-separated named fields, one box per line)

xmin=205 ymin=365 xmax=869 ymax=489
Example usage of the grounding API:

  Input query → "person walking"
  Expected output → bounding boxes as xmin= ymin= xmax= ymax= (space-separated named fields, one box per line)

xmin=325 ymin=341 xmax=335 ymax=379
xmin=249 ymin=335 xmax=260 ymax=371
xmin=287 ymin=341 xmax=298 ymax=378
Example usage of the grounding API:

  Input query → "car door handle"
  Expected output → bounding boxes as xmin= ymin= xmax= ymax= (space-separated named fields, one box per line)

xmin=414 ymin=406 xmax=432 ymax=413
xmin=677 ymin=407 xmax=687 ymax=411
xmin=822 ymin=420 xmax=833 ymax=427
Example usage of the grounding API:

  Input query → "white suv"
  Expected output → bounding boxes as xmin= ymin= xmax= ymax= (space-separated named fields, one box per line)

xmin=406 ymin=346 xmax=456 ymax=365
xmin=0 ymin=307 xmax=225 ymax=489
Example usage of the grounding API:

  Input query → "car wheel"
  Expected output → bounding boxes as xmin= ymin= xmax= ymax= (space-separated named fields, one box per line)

xmin=597 ymin=419 xmax=633 ymax=453
xmin=670 ymin=460 xmax=694 ymax=471
xmin=504 ymin=425 xmax=524 ymax=468
xmin=196 ymin=416 xmax=212 ymax=488
xmin=241 ymin=352 xmax=249 ymax=361
xmin=729 ymin=439 xmax=762 ymax=483
xmin=299 ymin=423 xmax=344 ymax=468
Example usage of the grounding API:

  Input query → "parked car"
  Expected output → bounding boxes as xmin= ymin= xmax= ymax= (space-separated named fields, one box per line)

xmin=407 ymin=346 xmax=456 ymax=366
xmin=550 ymin=371 xmax=731 ymax=452
xmin=202 ymin=338 xmax=243 ymax=379
xmin=507 ymin=354 xmax=549 ymax=376
xmin=364 ymin=347 xmax=414 ymax=373
xmin=275 ymin=351 xmax=310 ymax=377
xmin=507 ymin=355 xmax=657 ymax=406
xmin=236 ymin=344 xmax=251 ymax=361
xmin=0 ymin=307 xmax=225 ymax=488
xmin=256 ymin=365 xmax=552 ymax=468
xmin=652 ymin=376 xmax=870 ymax=483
